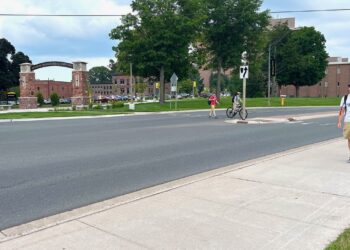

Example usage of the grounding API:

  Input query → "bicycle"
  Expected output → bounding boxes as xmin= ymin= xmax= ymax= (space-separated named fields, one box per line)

xmin=226 ymin=104 xmax=248 ymax=120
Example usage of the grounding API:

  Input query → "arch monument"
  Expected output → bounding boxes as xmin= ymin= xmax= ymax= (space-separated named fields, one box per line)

xmin=19 ymin=61 xmax=89 ymax=109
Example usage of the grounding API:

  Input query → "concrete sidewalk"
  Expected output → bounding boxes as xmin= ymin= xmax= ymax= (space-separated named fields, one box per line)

xmin=1 ymin=138 xmax=350 ymax=250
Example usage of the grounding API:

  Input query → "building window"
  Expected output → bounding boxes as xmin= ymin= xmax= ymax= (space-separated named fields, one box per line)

xmin=31 ymin=91 xmax=34 ymax=96
xmin=337 ymin=66 xmax=341 ymax=74
xmin=37 ymin=87 xmax=40 ymax=91
xmin=120 ymin=79 xmax=125 ymax=84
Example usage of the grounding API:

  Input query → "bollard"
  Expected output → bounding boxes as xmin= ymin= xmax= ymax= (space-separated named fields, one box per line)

xmin=280 ymin=95 xmax=286 ymax=106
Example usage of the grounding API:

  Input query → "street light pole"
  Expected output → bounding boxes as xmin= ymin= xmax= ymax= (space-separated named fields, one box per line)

xmin=267 ymin=28 xmax=295 ymax=106
xmin=268 ymin=44 xmax=272 ymax=106
xmin=129 ymin=62 xmax=133 ymax=103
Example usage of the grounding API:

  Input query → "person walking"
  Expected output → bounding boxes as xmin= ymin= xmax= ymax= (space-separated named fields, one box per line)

xmin=338 ymin=84 xmax=350 ymax=162
xmin=208 ymin=93 xmax=219 ymax=118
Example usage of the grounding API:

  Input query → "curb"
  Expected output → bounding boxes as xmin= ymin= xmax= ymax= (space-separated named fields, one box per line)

xmin=225 ymin=112 xmax=337 ymax=125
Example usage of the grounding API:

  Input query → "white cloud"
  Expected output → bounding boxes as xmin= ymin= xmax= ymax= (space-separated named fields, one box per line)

xmin=264 ymin=0 xmax=350 ymax=58
xmin=0 ymin=0 xmax=130 ymax=48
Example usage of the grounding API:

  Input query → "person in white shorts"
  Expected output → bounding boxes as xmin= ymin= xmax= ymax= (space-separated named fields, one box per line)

xmin=338 ymin=84 xmax=350 ymax=162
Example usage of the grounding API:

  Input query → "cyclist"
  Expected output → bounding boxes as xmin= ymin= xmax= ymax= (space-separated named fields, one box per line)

xmin=232 ymin=92 xmax=242 ymax=111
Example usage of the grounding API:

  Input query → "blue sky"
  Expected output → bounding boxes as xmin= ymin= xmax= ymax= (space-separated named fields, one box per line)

xmin=1 ymin=0 xmax=349 ymax=81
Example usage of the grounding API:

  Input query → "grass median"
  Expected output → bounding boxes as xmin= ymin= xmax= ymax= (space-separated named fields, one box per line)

xmin=325 ymin=228 xmax=350 ymax=250
xmin=0 ymin=97 xmax=340 ymax=119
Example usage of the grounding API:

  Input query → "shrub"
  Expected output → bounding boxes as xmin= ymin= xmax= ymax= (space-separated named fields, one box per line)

xmin=36 ymin=92 xmax=44 ymax=106
xmin=111 ymin=101 xmax=124 ymax=109
xmin=93 ymin=104 xmax=103 ymax=110
xmin=50 ymin=93 xmax=60 ymax=107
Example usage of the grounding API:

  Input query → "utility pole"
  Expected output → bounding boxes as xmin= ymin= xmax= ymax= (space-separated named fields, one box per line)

xmin=267 ymin=28 xmax=295 ymax=106
xmin=129 ymin=62 xmax=133 ymax=103
xmin=268 ymin=45 xmax=271 ymax=106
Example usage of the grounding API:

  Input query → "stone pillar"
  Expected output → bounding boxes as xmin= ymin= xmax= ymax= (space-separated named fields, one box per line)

xmin=71 ymin=62 xmax=89 ymax=106
xmin=19 ymin=63 xmax=37 ymax=109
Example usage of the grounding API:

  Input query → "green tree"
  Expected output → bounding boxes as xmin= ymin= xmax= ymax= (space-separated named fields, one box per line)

xmin=201 ymin=0 xmax=269 ymax=99
xmin=110 ymin=0 xmax=203 ymax=104
xmin=178 ymin=79 xmax=193 ymax=94
xmin=10 ymin=52 xmax=31 ymax=86
xmin=0 ymin=38 xmax=31 ymax=91
xmin=274 ymin=27 xmax=328 ymax=97
xmin=89 ymin=66 xmax=112 ymax=84
xmin=135 ymin=82 xmax=148 ymax=98
xmin=36 ymin=92 xmax=44 ymax=106
xmin=210 ymin=73 xmax=230 ymax=93
xmin=50 ymin=93 xmax=59 ymax=107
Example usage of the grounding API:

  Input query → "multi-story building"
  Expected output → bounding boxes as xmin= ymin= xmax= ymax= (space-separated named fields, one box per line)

xmin=280 ymin=57 xmax=350 ymax=97
xmin=90 ymin=75 xmax=171 ymax=98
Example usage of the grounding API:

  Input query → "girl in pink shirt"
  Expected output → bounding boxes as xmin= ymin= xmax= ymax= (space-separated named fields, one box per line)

xmin=208 ymin=94 xmax=219 ymax=118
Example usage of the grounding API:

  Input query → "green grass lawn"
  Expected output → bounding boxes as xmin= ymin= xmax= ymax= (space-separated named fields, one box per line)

xmin=0 ymin=97 xmax=340 ymax=119
xmin=325 ymin=228 xmax=350 ymax=250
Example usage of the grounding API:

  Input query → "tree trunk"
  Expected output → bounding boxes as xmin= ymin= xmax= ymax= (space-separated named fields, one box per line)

xmin=159 ymin=65 xmax=165 ymax=104
xmin=216 ymin=59 xmax=222 ymax=101
xmin=296 ymin=85 xmax=300 ymax=97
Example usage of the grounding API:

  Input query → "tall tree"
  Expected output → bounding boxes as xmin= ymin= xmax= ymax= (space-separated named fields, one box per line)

xmin=88 ymin=66 xmax=112 ymax=84
xmin=0 ymin=38 xmax=31 ymax=91
xmin=110 ymin=0 xmax=203 ymax=104
xmin=275 ymin=27 xmax=328 ymax=97
xmin=10 ymin=52 xmax=31 ymax=86
xmin=201 ymin=0 xmax=269 ymax=99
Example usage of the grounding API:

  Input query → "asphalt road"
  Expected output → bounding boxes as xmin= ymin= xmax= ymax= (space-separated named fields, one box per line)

xmin=0 ymin=107 xmax=341 ymax=230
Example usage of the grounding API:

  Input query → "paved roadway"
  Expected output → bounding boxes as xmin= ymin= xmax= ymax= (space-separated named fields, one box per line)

xmin=0 ymin=107 xmax=340 ymax=230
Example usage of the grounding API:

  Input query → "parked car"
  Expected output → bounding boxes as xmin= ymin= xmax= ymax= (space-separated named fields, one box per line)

xmin=59 ymin=98 xmax=71 ymax=104
xmin=44 ymin=99 xmax=51 ymax=104
xmin=200 ymin=93 xmax=211 ymax=98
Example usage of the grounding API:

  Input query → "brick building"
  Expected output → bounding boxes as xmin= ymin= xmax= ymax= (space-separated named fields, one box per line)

xmin=280 ymin=57 xmax=350 ymax=97
xmin=30 ymin=79 xmax=72 ymax=100
xmin=90 ymin=75 xmax=170 ymax=98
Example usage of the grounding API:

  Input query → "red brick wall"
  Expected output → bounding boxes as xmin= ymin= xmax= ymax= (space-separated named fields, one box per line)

xmin=30 ymin=80 xmax=72 ymax=99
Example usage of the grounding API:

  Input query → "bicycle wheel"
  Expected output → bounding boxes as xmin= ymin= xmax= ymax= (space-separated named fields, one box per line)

xmin=226 ymin=107 xmax=234 ymax=118
xmin=239 ymin=108 xmax=248 ymax=120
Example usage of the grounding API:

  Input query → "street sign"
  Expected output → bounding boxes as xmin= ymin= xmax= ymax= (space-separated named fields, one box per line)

xmin=240 ymin=66 xmax=249 ymax=79
xmin=170 ymin=73 xmax=178 ymax=92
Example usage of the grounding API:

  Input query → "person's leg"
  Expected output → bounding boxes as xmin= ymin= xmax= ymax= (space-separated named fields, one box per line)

xmin=209 ymin=105 xmax=213 ymax=117
xmin=212 ymin=106 xmax=216 ymax=117
xmin=344 ymin=123 xmax=350 ymax=162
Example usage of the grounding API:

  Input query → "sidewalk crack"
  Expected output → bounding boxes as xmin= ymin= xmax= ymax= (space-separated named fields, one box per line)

xmin=77 ymin=220 xmax=154 ymax=250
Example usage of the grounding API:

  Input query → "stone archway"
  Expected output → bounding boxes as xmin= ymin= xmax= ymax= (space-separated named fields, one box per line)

xmin=19 ymin=61 xmax=89 ymax=109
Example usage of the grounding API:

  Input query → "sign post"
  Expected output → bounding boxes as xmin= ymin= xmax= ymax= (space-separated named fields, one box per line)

xmin=240 ymin=51 xmax=249 ymax=119
xmin=239 ymin=51 xmax=249 ymax=120
xmin=170 ymin=73 xmax=178 ymax=110
xmin=193 ymin=81 xmax=196 ymax=98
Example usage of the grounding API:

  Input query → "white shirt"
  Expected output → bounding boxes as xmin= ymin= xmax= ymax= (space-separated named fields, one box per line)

xmin=234 ymin=95 xmax=241 ymax=104
xmin=340 ymin=94 xmax=350 ymax=122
